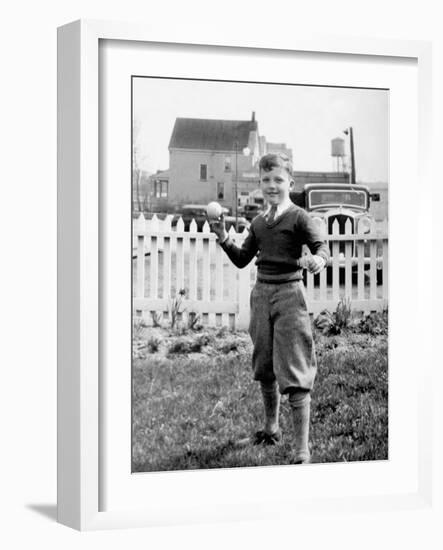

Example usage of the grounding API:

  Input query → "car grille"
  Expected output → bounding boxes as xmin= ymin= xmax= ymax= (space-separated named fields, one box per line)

xmin=327 ymin=215 xmax=354 ymax=255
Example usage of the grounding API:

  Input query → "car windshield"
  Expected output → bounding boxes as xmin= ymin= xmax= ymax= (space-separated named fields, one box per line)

xmin=183 ymin=208 xmax=205 ymax=216
xmin=308 ymin=189 xmax=367 ymax=209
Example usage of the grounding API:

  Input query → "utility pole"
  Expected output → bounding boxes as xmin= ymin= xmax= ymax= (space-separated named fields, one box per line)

xmin=234 ymin=139 xmax=238 ymax=231
xmin=343 ymin=127 xmax=356 ymax=184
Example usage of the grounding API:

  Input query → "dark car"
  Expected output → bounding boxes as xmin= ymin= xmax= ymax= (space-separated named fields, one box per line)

xmin=299 ymin=183 xmax=374 ymax=241
xmin=295 ymin=183 xmax=383 ymax=282
xmin=241 ymin=203 xmax=264 ymax=221
xmin=172 ymin=204 xmax=250 ymax=233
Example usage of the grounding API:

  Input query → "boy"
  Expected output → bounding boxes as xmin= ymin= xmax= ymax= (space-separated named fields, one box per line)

xmin=210 ymin=153 xmax=330 ymax=464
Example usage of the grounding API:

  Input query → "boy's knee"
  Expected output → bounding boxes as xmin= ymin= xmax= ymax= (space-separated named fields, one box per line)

xmin=287 ymin=388 xmax=311 ymax=408
xmin=259 ymin=380 xmax=278 ymax=394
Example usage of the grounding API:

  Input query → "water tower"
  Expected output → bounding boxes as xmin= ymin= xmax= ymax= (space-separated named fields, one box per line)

xmin=331 ymin=137 xmax=345 ymax=172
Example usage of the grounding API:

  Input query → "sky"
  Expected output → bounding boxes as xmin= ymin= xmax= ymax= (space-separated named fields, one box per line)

xmin=133 ymin=77 xmax=389 ymax=184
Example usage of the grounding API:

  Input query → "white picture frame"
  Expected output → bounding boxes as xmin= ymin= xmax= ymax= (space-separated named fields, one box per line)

xmin=57 ymin=19 xmax=433 ymax=531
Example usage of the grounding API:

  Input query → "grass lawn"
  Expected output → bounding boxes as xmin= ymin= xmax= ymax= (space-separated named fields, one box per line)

xmin=132 ymin=317 xmax=388 ymax=472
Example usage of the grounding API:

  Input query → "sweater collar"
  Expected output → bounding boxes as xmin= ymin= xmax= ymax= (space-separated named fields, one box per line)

xmin=264 ymin=198 xmax=293 ymax=218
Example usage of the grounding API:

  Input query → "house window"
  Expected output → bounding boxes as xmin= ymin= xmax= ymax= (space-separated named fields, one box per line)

xmin=224 ymin=156 xmax=231 ymax=172
xmin=200 ymin=164 xmax=208 ymax=181
xmin=154 ymin=180 xmax=168 ymax=198
xmin=217 ymin=182 xmax=224 ymax=200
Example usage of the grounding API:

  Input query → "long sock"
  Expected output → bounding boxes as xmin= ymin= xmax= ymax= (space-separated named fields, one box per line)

xmin=288 ymin=390 xmax=311 ymax=462
xmin=260 ymin=380 xmax=280 ymax=435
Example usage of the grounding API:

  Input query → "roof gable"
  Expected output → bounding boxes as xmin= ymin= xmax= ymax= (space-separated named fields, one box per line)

xmin=169 ymin=117 xmax=258 ymax=152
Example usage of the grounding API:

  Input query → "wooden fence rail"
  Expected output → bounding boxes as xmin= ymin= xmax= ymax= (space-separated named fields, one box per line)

xmin=133 ymin=214 xmax=388 ymax=329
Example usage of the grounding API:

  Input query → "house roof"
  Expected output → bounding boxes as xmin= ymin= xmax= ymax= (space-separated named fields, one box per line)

xmin=169 ymin=117 xmax=258 ymax=152
xmin=151 ymin=169 xmax=170 ymax=179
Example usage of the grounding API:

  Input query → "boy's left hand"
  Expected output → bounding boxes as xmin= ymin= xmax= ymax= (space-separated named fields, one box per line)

xmin=307 ymin=255 xmax=326 ymax=274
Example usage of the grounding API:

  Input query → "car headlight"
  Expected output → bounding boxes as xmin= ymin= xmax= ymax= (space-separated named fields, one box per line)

xmin=312 ymin=216 xmax=325 ymax=235
xmin=358 ymin=216 xmax=371 ymax=234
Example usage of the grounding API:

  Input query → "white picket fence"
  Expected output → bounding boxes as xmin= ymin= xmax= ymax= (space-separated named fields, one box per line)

xmin=133 ymin=213 xmax=388 ymax=329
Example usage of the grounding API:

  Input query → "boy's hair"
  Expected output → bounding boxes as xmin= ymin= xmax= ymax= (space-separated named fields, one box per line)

xmin=259 ymin=153 xmax=293 ymax=176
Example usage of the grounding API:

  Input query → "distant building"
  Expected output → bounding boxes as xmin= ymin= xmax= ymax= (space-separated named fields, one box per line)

xmin=147 ymin=169 xmax=171 ymax=212
xmin=167 ymin=113 xmax=263 ymax=212
xmin=140 ymin=113 xmax=371 ymax=214
xmin=265 ymin=142 xmax=293 ymax=162
xmin=367 ymin=181 xmax=389 ymax=221
xmin=132 ymin=169 xmax=151 ymax=214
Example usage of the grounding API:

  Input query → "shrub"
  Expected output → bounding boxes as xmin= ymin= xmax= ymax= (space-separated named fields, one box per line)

xmin=219 ymin=340 xmax=239 ymax=354
xmin=150 ymin=311 xmax=162 ymax=328
xmin=169 ymin=288 xmax=187 ymax=329
xmin=168 ymin=337 xmax=193 ymax=354
xmin=133 ymin=317 xmax=148 ymax=339
xmin=216 ymin=326 xmax=229 ymax=338
xmin=147 ymin=336 xmax=162 ymax=353
xmin=357 ymin=310 xmax=388 ymax=336
xmin=335 ymin=297 xmax=352 ymax=330
xmin=314 ymin=297 xmax=353 ymax=335
xmin=187 ymin=312 xmax=203 ymax=331
xmin=168 ymin=332 xmax=214 ymax=354
xmin=195 ymin=333 xmax=213 ymax=348
xmin=314 ymin=310 xmax=335 ymax=334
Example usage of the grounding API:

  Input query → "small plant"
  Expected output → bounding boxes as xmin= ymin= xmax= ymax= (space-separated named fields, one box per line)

xmin=169 ymin=288 xmax=187 ymax=329
xmin=168 ymin=337 xmax=193 ymax=354
xmin=216 ymin=326 xmax=229 ymax=338
xmin=133 ymin=317 xmax=148 ymax=339
xmin=219 ymin=339 xmax=239 ymax=354
xmin=167 ymin=332 xmax=214 ymax=354
xmin=187 ymin=311 xmax=202 ymax=331
xmin=151 ymin=311 xmax=162 ymax=328
xmin=172 ymin=324 xmax=188 ymax=336
xmin=335 ymin=297 xmax=352 ymax=330
xmin=147 ymin=336 xmax=162 ymax=353
xmin=357 ymin=310 xmax=388 ymax=336
xmin=194 ymin=333 xmax=214 ymax=348
xmin=314 ymin=297 xmax=353 ymax=335
xmin=314 ymin=310 xmax=335 ymax=334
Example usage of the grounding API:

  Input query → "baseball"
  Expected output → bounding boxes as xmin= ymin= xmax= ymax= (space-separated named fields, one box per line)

xmin=206 ymin=201 xmax=223 ymax=219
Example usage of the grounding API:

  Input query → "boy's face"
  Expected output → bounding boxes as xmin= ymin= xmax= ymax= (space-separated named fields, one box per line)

xmin=260 ymin=166 xmax=294 ymax=206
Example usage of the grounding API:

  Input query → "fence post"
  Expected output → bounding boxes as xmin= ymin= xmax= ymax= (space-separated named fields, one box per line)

xmin=237 ymin=264 xmax=250 ymax=330
xmin=136 ymin=214 xmax=146 ymax=303
xmin=236 ymin=230 xmax=251 ymax=330
xmin=149 ymin=216 xmax=159 ymax=300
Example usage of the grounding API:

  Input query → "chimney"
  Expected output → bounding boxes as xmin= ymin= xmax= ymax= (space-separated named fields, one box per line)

xmin=251 ymin=111 xmax=255 ymax=122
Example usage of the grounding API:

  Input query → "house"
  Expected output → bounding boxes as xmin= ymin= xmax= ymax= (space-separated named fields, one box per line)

xmin=147 ymin=169 xmax=171 ymax=212
xmin=167 ymin=113 xmax=262 ymax=213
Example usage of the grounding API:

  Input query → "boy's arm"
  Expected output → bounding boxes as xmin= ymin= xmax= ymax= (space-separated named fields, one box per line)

xmin=219 ymin=229 xmax=258 ymax=268
xmin=209 ymin=214 xmax=258 ymax=268
xmin=297 ymin=209 xmax=330 ymax=263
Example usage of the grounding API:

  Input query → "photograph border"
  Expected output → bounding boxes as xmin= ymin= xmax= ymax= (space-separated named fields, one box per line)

xmin=57 ymin=19 xmax=432 ymax=531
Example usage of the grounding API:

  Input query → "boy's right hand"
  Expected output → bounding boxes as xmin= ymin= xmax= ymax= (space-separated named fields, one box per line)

xmin=298 ymin=254 xmax=326 ymax=274
xmin=208 ymin=213 xmax=228 ymax=243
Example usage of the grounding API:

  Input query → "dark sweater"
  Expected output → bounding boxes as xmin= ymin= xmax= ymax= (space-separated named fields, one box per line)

xmin=221 ymin=204 xmax=330 ymax=278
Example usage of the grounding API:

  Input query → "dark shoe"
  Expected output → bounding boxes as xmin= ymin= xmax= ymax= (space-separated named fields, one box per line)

xmin=252 ymin=429 xmax=282 ymax=446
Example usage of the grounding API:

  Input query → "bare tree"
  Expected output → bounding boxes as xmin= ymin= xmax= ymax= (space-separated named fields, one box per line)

xmin=133 ymin=119 xmax=149 ymax=214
